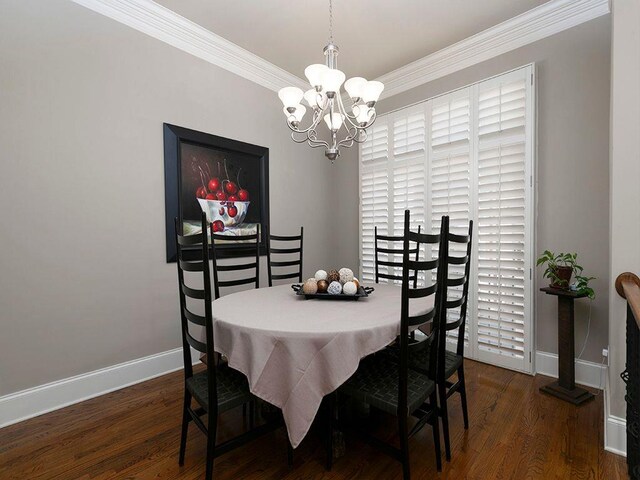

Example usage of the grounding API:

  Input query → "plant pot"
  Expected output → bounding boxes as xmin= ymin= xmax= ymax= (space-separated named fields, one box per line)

xmin=551 ymin=266 xmax=573 ymax=290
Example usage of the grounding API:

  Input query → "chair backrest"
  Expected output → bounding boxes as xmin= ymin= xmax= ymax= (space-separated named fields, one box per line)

xmin=210 ymin=225 xmax=260 ymax=299
xmin=436 ymin=220 xmax=474 ymax=369
xmin=266 ymin=226 xmax=304 ymax=286
xmin=375 ymin=224 xmax=421 ymax=287
xmin=174 ymin=213 xmax=217 ymax=407
xmin=398 ymin=210 xmax=446 ymax=413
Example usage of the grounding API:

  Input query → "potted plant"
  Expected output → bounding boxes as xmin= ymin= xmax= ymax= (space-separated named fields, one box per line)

xmin=536 ymin=250 xmax=596 ymax=299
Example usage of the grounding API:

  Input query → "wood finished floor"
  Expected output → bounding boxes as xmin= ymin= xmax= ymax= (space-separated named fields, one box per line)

xmin=0 ymin=360 xmax=627 ymax=479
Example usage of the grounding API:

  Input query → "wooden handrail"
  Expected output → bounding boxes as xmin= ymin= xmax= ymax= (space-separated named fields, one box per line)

xmin=615 ymin=272 xmax=640 ymax=329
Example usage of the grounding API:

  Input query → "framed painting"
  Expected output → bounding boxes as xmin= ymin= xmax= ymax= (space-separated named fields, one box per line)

xmin=163 ymin=123 xmax=269 ymax=262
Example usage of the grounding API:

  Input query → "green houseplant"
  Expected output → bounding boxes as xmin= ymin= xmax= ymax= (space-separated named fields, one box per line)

xmin=536 ymin=250 xmax=595 ymax=299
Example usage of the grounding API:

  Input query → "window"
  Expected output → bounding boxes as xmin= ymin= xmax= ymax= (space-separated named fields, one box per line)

xmin=359 ymin=65 xmax=534 ymax=373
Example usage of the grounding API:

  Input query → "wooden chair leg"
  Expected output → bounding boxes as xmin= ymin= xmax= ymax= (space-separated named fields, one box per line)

xmin=430 ymin=392 xmax=442 ymax=472
xmin=458 ymin=366 xmax=469 ymax=429
xmin=325 ymin=394 xmax=335 ymax=471
xmin=178 ymin=390 xmax=191 ymax=466
xmin=398 ymin=414 xmax=410 ymax=480
xmin=249 ymin=400 xmax=255 ymax=429
xmin=205 ymin=416 xmax=217 ymax=480
xmin=438 ymin=382 xmax=451 ymax=461
xmin=287 ymin=442 xmax=294 ymax=468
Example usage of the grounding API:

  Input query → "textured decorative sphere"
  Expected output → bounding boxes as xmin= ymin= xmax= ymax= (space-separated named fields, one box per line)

xmin=327 ymin=281 xmax=342 ymax=295
xmin=314 ymin=269 xmax=328 ymax=281
xmin=339 ymin=267 xmax=354 ymax=284
xmin=353 ymin=278 xmax=360 ymax=289
xmin=303 ymin=279 xmax=318 ymax=294
xmin=317 ymin=279 xmax=329 ymax=293
xmin=343 ymin=281 xmax=358 ymax=295
xmin=327 ymin=269 xmax=340 ymax=283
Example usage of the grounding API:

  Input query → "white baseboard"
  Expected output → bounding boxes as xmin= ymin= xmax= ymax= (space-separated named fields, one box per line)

xmin=535 ymin=350 xmax=606 ymax=389
xmin=0 ymin=347 xmax=198 ymax=429
xmin=605 ymin=414 xmax=627 ymax=457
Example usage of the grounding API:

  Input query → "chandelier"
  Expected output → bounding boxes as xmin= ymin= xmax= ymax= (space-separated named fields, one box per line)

xmin=277 ymin=0 xmax=384 ymax=162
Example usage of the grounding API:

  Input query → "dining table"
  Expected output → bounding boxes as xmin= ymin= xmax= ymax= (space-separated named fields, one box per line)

xmin=211 ymin=282 xmax=434 ymax=448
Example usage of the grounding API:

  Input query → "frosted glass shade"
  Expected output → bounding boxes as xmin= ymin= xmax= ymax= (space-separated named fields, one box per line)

xmin=321 ymin=68 xmax=346 ymax=94
xmin=305 ymin=64 xmax=328 ymax=88
xmin=283 ymin=104 xmax=306 ymax=123
xmin=362 ymin=81 xmax=384 ymax=103
xmin=353 ymin=104 xmax=373 ymax=124
xmin=344 ymin=77 xmax=367 ymax=99
xmin=304 ymin=88 xmax=325 ymax=109
xmin=278 ymin=87 xmax=304 ymax=109
xmin=323 ymin=112 xmax=344 ymax=131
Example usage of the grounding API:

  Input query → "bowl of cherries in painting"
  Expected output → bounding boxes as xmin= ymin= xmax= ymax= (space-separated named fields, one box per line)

xmin=195 ymin=166 xmax=250 ymax=233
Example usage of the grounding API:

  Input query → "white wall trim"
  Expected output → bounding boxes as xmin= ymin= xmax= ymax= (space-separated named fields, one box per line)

xmin=535 ymin=350 xmax=606 ymax=389
xmin=70 ymin=0 xmax=609 ymax=99
xmin=605 ymin=415 xmax=628 ymax=457
xmin=0 ymin=347 xmax=198 ymax=429
xmin=70 ymin=0 xmax=308 ymax=93
xmin=377 ymin=0 xmax=610 ymax=99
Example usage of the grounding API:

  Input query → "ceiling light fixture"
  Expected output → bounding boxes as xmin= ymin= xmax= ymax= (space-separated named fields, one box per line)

xmin=277 ymin=0 xmax=384 ymax=162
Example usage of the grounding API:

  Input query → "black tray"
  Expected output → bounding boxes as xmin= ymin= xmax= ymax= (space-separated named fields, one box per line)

xmin=292 ymin=284 xmax=374 ymax=300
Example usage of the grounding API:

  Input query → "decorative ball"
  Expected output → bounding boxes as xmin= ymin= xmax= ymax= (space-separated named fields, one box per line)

xmin=343 ymin=281 xmax=358 ymax=295
xmin=353 ymin=278 xmax=360 ymax=289
xmin=315 ymin=269 xmax=328 ymax=281
xmin=339 ymin=267 xmax=354 ymax=284
xmin=327 ymin=281 xmax=342 ymax=295
xmin=317 ymin=279 xmax=329 ymax=293
xmin=302 ymin=279 xmax=318 ymax=294
xmin=327 ymin=269 xmax=340 ymax=283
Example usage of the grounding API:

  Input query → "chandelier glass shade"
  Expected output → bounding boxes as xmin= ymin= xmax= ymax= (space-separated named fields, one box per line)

xmin=277 ymin=1 xmax=384 ymax=162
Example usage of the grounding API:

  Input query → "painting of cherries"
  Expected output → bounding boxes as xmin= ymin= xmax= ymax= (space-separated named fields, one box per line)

xmin=193 ymin=158 xmax=252 ymax=233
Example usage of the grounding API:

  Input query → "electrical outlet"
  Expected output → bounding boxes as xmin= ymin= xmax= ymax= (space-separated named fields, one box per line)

xmin=602 ymin=348 xmax=608 ymax=357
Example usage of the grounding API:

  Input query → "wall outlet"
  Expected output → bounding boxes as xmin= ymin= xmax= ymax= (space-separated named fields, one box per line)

xmin=602 ymin=348 xmax=609 ymax=358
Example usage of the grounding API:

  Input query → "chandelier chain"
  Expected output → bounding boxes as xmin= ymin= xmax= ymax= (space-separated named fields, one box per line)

xmin=329 ymin=0 xmax=333 ymax=43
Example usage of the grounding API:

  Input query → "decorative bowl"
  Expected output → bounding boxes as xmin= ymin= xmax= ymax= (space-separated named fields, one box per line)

xmin=197 ymin=199 xmax=250 ymax=228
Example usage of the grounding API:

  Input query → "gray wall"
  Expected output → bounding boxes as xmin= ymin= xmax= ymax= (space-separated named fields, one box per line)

xmin=338 ymin=16 xmax=612 ymax=363
xmin=0 ymin=0 xmax=336 ymax=396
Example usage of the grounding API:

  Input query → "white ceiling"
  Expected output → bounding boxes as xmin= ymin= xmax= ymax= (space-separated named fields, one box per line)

xmin=154 ymin=0 xmax=549 ymax=81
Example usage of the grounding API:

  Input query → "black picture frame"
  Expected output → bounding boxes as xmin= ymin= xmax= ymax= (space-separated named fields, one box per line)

xmin=163 ymin=123 xmax=270 ymax=262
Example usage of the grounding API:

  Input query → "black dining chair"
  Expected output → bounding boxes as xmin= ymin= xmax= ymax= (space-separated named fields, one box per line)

xmin=335 ymin=211 xmax=446 ymax=479
xmin=174 ymin=213 xmax=277 ymax=480
xmin=266 ymin=226 xmax=303 ymax=286
xmin=374 ymin=225 xmax=421 ymax=286
xmin=210 ymin=225 xmax=260 ymax=300
xmin=398 ymin=219 xmax=473 ymax=461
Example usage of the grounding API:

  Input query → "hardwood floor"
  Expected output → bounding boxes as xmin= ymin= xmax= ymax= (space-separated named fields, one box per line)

xmin=0 ymin=360 xmax=627 ymax=479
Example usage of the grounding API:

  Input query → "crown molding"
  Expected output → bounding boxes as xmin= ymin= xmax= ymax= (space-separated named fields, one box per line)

xmin=376 ymin=0 xmax=610 ymax=99
xmin=70 ymin=0 xmax=308 ymax=92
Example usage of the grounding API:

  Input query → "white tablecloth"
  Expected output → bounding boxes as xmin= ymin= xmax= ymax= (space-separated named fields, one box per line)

xmin=212 ymin=283 xmax=429 ymax=448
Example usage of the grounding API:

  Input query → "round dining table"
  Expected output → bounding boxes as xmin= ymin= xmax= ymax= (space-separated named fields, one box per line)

xmin=212 ymin=282 xmax=422 ymax=448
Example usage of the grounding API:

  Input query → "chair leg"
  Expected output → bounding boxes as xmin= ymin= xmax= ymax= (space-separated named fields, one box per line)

xmin=287 ymin=441 xmax=294 ymax=468
xmin=249 ymin=400 xmax=255 ymax=429
xmin=205 ymin=416 xmax=217 ymax=480
xmin=458 ymin=366 xmax=469 ymax=430
xmin=430 ymin=392 xmax=442 ymax=472
xmin=398 ymin=414 xmax=410 ymax=480
xmin=326 ymin=394 xmax=335 ymax=471
xmin=438 ymin=382 xmax=451 ymax=461
xmin=178 ymin=390 xmax=191 ymax=466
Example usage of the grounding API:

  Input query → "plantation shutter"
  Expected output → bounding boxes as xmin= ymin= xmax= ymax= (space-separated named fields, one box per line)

xmin=474 ymin=68 xmax=532 ymax=371
xmin=428 ymin=89 xmax=473 ymax=349
xmin=360 ymin=122 xmax=389 ymax=282
xmin=359 ymin=65 xmax=534 ymax=374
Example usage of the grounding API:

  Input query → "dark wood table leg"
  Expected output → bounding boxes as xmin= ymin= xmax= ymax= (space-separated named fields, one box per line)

xmin=539 ymin=295 xmax=595 ymax=405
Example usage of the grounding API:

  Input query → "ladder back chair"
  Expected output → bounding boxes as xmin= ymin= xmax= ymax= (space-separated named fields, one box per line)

xmin=210 ymin=225 xmax=260 ymax=300
xmin=266 ymin=226 xmax=304 ymax=286
xmin=375 ymin=225 xmax=421 ymax=287
xmin=175 ymin=213 xmax=275 ymax=480
xmin=337 ymin=211 xmax=446 ymax=479
xmin=399 ymin=219 xmax=473 ymax=461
